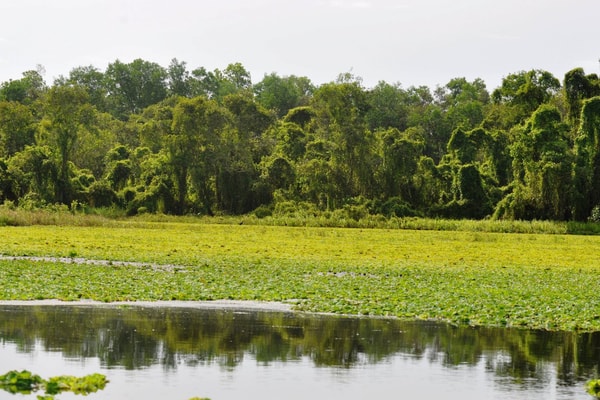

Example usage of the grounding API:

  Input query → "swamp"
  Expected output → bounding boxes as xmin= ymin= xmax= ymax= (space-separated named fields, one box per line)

xmin=1 ymin=217 xmax=600 ymax=398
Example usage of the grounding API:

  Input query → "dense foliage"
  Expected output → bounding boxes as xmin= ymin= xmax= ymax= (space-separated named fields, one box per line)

xmin=1 ymin=60 xmax=599 ymax=221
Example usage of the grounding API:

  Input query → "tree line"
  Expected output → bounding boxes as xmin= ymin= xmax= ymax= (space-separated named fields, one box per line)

xmin=0 ymin=59 xmax=599 ymax=221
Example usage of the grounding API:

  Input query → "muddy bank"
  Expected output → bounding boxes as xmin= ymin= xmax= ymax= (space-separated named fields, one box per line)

xmin=0 ymin=299 xmax=293 ymax=312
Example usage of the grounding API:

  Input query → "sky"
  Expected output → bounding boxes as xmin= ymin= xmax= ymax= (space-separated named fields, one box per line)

xmin=0 ymin=0 xmax=599 ymax=91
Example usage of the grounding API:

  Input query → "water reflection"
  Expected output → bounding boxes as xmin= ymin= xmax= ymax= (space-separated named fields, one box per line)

xmin=0 ymin=304 xmax=599 ymax=399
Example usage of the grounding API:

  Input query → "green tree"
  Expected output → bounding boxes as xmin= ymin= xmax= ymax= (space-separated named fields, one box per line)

xmin=495 ymin=104 xmax=572 ymax=220
xmin=56 ymin=65 xmax=107 ymax=111
xmin=405 ymin=85 xmax=450 ymax=162
xmin=104 ymin=59 xmax=168 ymax=118
xmin=492 ymin=69 xmax=561 ymax=122
xmin=169 ymin=96 xmax=231 ymax=214
xmin=283 ymin=106 xmax=316 ymax=129
xmin=296 ymin=156 xmax=337 ymax=210
xmin=0 ymin=101 xmax=36 ymax=157
xmin=103 ymin=145 xmax=132 ymax=192
xmin=572 ymin=97 xmax=600 ymax=220
xmin=455 ymin=163 xmax=492 ymax=218
xmin=191 ymin=62 xmax=252 ymax=101
xmin=437 ymin=77 xmax=489 ymax=130
xmin=0 ymin=67 xmax=46 ymax=104
xmin=167 ymin=58 xmax=192 ymax=97
xmin=254 ymin=73 xmax=314 ymax=118
xmin=413 ymin=156 xmax=442 ymax=211
xmin=223 ymin=94 xmax=273 ymax=138
xmin=365 ymin=81 xmax=409 ymax=132
xmin=38 ymin=85 xmax=97 ymax=204
xmin=374 ymin=127 xmax=424 ymax=203
xmin=270 ymin=121 xmax=308 ymax=162
xmin=310 ymin=80 xmax=374 ymax=204
xmin=564 ymin=68 xmax=600 ymax=122
xmin=134 ymin=97 xmax=178 ymax=152
xmin=7 ymin=145 xmax=58 ymax=204
xmin=223 ymin=62 xmax=252 ymax=93
xmin=71 ymin=111 xmax=118 ymax=177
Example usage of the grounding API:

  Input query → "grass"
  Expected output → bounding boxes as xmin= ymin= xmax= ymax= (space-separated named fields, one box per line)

xmin=4 ymin=204 xmax=600 ymax=234
xmin=1 ymin=217 xmax=600 ymax=331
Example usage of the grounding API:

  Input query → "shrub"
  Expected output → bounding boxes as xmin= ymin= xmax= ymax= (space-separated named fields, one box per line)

xmin=86 ymin=181 xmax=117 ymax=208
xmin=378 ymin=197 xmax=420 ymax=218
xmin=253 ymin=205 xmax=273 ymax=219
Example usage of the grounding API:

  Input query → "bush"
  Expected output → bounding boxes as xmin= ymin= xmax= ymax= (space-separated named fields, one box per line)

xmin=273 ymin=200 xmax=317 ymax=217
xmin=342 ymin=204 xmax=369 ymax=221
xmin=119 ymin=187 xmax=137 ymax=206
xmin=253 ymin=205 xmax=273 ymax=219
xmin=378 ymin=197 xmax=420 ymax=218
xmin=86 ymin=181 xmax=117 ymax=208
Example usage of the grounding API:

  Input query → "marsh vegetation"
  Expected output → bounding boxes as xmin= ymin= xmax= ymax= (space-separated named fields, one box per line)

xmin=1 ymin=214 xmax=599 ymax=331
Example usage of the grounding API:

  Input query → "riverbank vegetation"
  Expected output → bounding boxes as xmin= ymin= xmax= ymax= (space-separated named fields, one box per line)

xmin=2 ymin=60 xmax=600 ymax=333
xmin=1 ymin=61 xmax=600 ymax=222
xmin=2 ymin=204 xmax=600 ymax=235
xmin=1 ymin=219 xmax=600 ymax=331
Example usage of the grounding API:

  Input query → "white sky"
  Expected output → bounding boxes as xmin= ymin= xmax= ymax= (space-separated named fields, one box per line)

xmin=0 ymin=0 xmax=599 ymax=91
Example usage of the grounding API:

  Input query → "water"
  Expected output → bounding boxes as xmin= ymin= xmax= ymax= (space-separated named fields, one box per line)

xmin=0 ymin=304 xmax=598 ymax=399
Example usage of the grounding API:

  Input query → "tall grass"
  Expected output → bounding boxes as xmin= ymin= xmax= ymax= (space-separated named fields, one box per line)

xmin=218 ymin=214 xmax=576 ymax=234
xmin=1 ymin=204 xmax=599 ymax=235
xmin=0 ymin=203 xmax=130 ymax=227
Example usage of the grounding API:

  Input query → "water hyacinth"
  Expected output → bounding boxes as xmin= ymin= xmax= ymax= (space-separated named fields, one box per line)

xmin=1 ymin=219 xmax=600 ymax=331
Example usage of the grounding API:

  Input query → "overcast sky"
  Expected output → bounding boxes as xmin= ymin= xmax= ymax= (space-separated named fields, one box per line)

xmin=1 ymin=0 xmax=599 ymax=91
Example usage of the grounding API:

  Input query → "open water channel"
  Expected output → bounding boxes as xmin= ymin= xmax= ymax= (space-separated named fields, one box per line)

xmin=0 ymin=303 xmax=599 ymax=400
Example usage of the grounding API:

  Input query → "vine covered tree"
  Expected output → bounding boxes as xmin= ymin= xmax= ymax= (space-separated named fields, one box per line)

xmin=0 ymin=58 xmax=598 ymax=222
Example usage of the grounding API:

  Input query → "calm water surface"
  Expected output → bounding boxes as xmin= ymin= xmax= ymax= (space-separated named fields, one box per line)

xmin=0 ymin=304 xmax=598 ymax=399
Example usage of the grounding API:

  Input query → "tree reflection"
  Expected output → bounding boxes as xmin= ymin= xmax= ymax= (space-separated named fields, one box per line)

xmin=0 ymin=305 xmax=598 ymax=386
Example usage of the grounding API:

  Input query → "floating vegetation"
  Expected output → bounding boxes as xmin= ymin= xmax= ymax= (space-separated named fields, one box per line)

xmin=588 ymin=379 xmax=600 ymax=398
xmin=1 ymin=221 xmax=600 ymax=331
xmin=0 ymin=370 xmax=107 ymax=398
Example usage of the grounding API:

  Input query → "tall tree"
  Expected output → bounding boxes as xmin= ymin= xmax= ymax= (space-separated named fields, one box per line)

xmin=492 ymin=70 xmax=561 ymax=122
xmin=310 ymin=80 xmax=373 ymax=204
xmin=254 ymin=73 xmax=313 ymax=118
xmin=217 ymin=93 xmax=273 ymax=213
xmin=564 ymin=68 xmax=600 ymax=122
xmin=7 ymin=145 xmax=58 ymax=204
xmin=167 ymin=58 xmax=192 ymax=97
xmin=0 ymin=101 xmax=36 ymax=157
xmin=374 ymin=127 xmax=424 ymax=202
xmin=56 ymin=65 xmax=107 ymax=111
xmin=496 ymin=104 xmax=572 ymax=220
xmin=365 ymin=81 xmax=409 ymax=132
xmin=0 ymin=67 xmax=47 ymax=104
xmin=405 ymin=85 xmax=449 ymax=162
xmin=39 ymin=85 xmax=97 ymax=204
xmin=169 ymin=96 xmax=230 ymax=214
xmin=104 ymin=59 xmax=168 ymax=118
xmin=572 ymin=96 xmax=600 ymax=220
xmin=437 ymin=77 xmax=489 ymax=130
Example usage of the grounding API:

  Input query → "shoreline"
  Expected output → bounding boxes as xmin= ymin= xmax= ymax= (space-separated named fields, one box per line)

xmin=0 ymin=299 xmax=294 ymax=312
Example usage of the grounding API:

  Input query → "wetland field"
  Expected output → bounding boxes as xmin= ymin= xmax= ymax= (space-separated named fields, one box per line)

xmin=1 ymin=215 xmax=600 ymax=331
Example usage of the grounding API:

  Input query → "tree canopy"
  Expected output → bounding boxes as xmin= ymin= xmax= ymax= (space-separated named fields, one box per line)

xmin=1 ymin=60 xmax=599 ymax=221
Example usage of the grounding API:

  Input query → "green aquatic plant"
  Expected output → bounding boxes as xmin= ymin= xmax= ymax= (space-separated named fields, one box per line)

xmin=587 ymin=379 xmax=600 ymax=398
xmin=0 ymin=370 xmax=107 ymax=399
xmin=2 ymin=221 xmax=600 ymax=331
xmin=0 ymin=370 xmax=43 ymax=394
